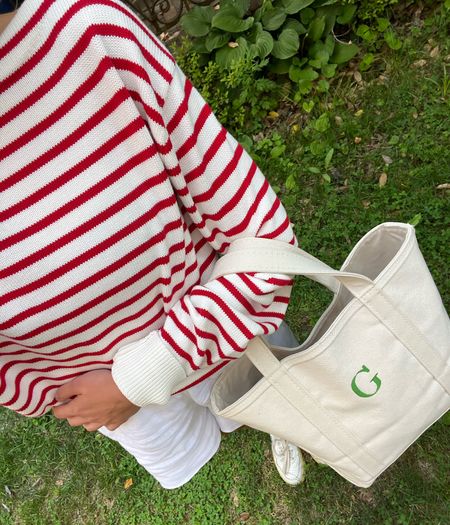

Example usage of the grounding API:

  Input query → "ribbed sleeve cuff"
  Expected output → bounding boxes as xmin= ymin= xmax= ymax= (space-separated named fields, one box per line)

xmin=111 ymin=331 xmax=186 ymax=406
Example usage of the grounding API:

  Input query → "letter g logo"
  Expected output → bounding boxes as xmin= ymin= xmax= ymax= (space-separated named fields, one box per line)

xmin=351 ymin=365 xmax=381 ymax=398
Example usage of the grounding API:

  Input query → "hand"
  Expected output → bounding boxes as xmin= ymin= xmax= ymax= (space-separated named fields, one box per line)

xmin=52 ymin=369 xmax=139 ymax=432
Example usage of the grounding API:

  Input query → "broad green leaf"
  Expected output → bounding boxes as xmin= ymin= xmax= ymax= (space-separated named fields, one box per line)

xmin=324 ymin=147 xmax=334 ymax=169
xmin=234 ymin=0 xmax=251 ymax=17
xmin=290 ymin=66 xmax=318 ymax=82
xmin=336 ymin=5 xmax=357 ymax=24
xmin=384 ymin=29 xmax=402 ymax=50
xmin=221 ymin=0 xmax=251 ymax=16
xmin=262 ymin=8 xmax=287 ymax=31
xmin=408 ymin=213 xmax=422 ymax=226
xmin=302 ymin=100 xmax=314 ymax=113
xmin=300 ymin=7 xmax=315 ymax=25
xmin=298 ymin=67 xmax=319 ymax=80
xmin=181 ymin=6 xmax=215 ymax=37
xmin=324 ymin=34 xmax=335 ymax=55
xmin=215 ymin=38 xmax=249 ymax=68
xmin=359 ymin=52 xmax=375 ymax=71
xmin=314 ymin=113 xmax=330 ymax=132
xmin=297 ymin=78 xmax=313 ymax=94
xmin=191 ymin=39 xmax=209 ymax=54
xmin=313 ymin=49 xmax=330 ymax=65
xmin=284 ymin=18 xmax=307 ymax=34
xmin=312 ymin=0 xmax=340 ymax=5
xmin=281 ymin=0 xmax=315 ymax=15
xmin=330 ymin=42 xmax=359 ymax=64
xmin=239 ymin=134 xmax=253 ymax=152
xmin=309 ymin=141 xmax=325 ymax=155
xmin=285 ymin=174 xmax=297 ymax=190
xmin=322 ymin=173 xmax=331 ymax=183
xmin=308 ymin=59 xmax=322 ymax=68
xmin=321 ymin=62 xmax=337 ymax=77
xmin=307 ymin=16 xmax=326 ymax=41
xmin=322 ymin=12 xmax=336 ymax=36
xmin=376 ymin=17 xmax=390 ymax=32
xmin=317 ymin=79 xmax=329 ymax=92
xmin=272 ymin=28 xmax=300 ymax=59
xmin=206 ymin=30 xmax=232 ymax=52
xmin=271 ymin=144 xmax=286 ymax=158
xmin=292 ymin=56 xmax=308 ymax=67
xmin=356 ymin=24 xmax=376 ymax=43
xmin=212 ymin=6 xmax=254 ymax=33
xmin=250 ymin=31 xmax=274 ymax=58
xmin=247 ymin=21 xmax=262 ymax=42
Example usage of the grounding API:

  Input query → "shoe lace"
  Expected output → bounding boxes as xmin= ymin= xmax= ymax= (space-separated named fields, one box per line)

xmin=273 ymin=438 xmax=291 ymax=473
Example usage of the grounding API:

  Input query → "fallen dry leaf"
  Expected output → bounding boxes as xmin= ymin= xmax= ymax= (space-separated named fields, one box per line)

xmin=335 ymin=116 xmax=343 ymax=127
xmin=379 ymin=172 xmax=388 ymax=187
xmin=436 ymin=183 xmax=450 ymax=190
xmin=268 ymin=111 xmax=279 ymax=120
xmin=124 ymin=478 xmax=133 ymax=490
xmin=362 ymin=200 xmax=371 ymax=208
xmin=239 ymin=512 xmax=250 ymax=521
xmin=412 ymin=59 xmax=427 ymax=68
xmin=354 ymin=136 xmax=362 ymax=144
xmin=354 ymin=71 xmax=362 ymax=83
xmin=430 ymin=46 xmax=439 ymax=58
xmin=382 ymin=155 xmax=393 ymax=165
xmin=55 ymin=480 xmax=64 ymax=487
xmin=228 ymin=42 xmax=239 ymax=48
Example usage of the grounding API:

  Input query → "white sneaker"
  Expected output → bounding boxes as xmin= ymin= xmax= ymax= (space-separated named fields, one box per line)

xmin=270 ymin=435 xmax=304 ymax=486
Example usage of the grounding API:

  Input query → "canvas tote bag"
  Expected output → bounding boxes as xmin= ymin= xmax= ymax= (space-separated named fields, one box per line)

xmin=209 ymin=222 xmax=450 ymax=487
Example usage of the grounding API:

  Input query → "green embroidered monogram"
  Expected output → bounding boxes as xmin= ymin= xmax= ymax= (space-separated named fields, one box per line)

xmin=351 ymin=365 xmax=382 ymax=398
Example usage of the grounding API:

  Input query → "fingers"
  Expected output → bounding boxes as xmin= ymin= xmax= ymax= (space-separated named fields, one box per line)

xmin=55 ymin=377 xmax=82 ymax=402
xmin=83 ymin=422 xmax=101 ymax=432
xmin=52 ymin=400 xmax=76 ymax=420
xmin=106 ymin=422 xmax=121 ymax=431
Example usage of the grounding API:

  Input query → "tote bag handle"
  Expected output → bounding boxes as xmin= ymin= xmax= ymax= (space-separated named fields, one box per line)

xmin=210 ymin=236 xmax=450 ymax=393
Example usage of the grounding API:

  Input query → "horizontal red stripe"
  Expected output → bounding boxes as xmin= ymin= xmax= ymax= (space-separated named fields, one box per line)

xmin=166 ymin=77 xmax=192 ymax=134
xmin=1 ymin=152 xmax=163 ymax=277
xmin=1 ymin=57 xmax=112 ymax=160
xmin=195 ymin=307 xmax=244 ymax=355
xmin=0 ymin=89 xmax=132 ymax=198
xmin=191 ymin=288 xmax=254 ymax=339
xmin=0 ymin=0 xmax=51 ymax=62
xmin=4 ymin=360 xmax=112 ymax=408
xmin=160 ymin=328 xmax=198 ymax=371
xmin=0 ymin=215 xmax=180 ymax=329
xmin=0 ymin=238 xmax=188 ymax=348
xmin=173 ymin=361 xmax=229 ymax=395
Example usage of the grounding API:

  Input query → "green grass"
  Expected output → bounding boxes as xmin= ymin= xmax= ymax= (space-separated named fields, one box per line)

xmin=1 ymin=5 xmax=449 ymax=525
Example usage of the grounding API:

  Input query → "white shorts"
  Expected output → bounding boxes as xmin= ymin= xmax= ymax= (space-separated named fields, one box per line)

xmin=99 ymin=322 xmax=298 ymax=489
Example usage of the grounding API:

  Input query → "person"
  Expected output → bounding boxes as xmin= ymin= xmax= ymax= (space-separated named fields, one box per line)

xmin=0 ymin=0 xmax=303 ymax=488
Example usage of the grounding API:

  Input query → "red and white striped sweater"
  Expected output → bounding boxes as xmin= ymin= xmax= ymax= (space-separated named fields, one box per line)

xmin=0 ymin=0 xmax=295 ymax=418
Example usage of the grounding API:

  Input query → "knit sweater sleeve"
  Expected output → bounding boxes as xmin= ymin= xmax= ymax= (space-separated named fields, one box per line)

xmin=108 ymin=11 xmax=296 ymax=406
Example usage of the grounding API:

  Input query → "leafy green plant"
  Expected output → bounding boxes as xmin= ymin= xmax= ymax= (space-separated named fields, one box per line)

xmin=342 ymin=0 xmax=399 ymax=20
xmin=181 ymin=0 xmax=360 ymax=97
xmin=172 ymin=39 xmax=281 ymax=135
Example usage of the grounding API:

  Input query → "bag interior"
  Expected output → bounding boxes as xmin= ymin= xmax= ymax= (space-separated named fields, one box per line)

xmin=214 ymin=225 xmax=409 ymax=409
